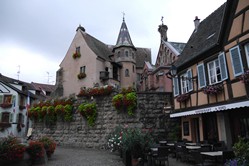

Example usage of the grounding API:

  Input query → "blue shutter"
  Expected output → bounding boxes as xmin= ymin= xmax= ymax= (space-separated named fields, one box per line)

xmin=173 ymin=76 xmax=179 ymax=96
xmin=218 ymin=52 xmax=228 ymax=81
xmin=197 ymin=63 xmax=206 ymax=88
xmin=230 ymin=46 xmax=243 ymax=77
xmin=187 ymin=69 xmax=193 ymax=91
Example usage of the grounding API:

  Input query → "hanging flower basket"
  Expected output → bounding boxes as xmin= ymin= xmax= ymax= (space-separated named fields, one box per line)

xmin=239 ymin=70 xmax=249 ymax=84
xmin=202 ymin=84 xmax=223 ymax=95
xmin=77 ymin=73 xmax=86 ymax=79
xmin=176 ymin=93 xmax=190 ymax=102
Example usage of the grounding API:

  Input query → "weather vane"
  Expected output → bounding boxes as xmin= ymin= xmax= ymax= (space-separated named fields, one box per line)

xmin=161 ymin=16 xmax=164 ymax=25
xmin=122 ymin=12 xmax=125 ymax=21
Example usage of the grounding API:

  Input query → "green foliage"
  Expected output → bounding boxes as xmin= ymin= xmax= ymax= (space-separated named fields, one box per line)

xmin=112 ymin=91 xmax=137 ymax=116
xmin=64 ymin=104 xmax=73 ymax=122
xmin=233 ymin=137 xmax=249 ymax=165
xmin=78 ymin=102 xmax=97 ymax=127
xmin=26 ymin=141 xmax=44 ymax=161
xmin=121 ymin=127 xmax=154 ymax=159
xmin=55 ymin=104 xmax=64 ymax=116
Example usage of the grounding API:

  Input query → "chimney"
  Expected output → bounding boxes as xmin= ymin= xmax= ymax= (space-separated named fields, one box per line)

xmin=194 ymin=16 xmax=200 ymax=31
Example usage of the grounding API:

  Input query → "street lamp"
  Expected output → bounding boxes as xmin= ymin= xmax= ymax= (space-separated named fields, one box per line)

xmin=166 ymin=65 xmax=177 ymax=79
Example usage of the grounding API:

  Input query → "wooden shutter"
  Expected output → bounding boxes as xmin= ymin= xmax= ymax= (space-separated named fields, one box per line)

xmin=245 ymin=43 xmax=249 ymax=68
xmin=218 ymin=52 xmax=228 ymax=81
xmin=187 ymin=69 xmax=193 ymax=91
xmin=173 ymin=76 xmax=179 ymax=96
xmin=230 ymin=46 xmax=243 ymax=77
xmin=0 ymin=113 xmax=2 ymax=122
xmin=9 ymin=113 xmax=13 ymax=123
xmin=0 ymin=95 xmax=3 ymax=104
xmin=197 ymin=63 xmax=206 ymax=88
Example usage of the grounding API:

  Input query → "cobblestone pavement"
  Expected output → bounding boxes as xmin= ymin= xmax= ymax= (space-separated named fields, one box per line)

xmin=44 ymin=146 xmax=194 ymax=166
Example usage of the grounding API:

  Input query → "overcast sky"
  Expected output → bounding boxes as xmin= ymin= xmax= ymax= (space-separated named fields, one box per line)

xmin=0 ymin=0 xmax=226 ymax=84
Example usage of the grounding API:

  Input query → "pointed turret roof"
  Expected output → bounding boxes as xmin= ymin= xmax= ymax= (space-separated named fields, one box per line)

xmin=114 ymin=17 xmax=135 ymax=49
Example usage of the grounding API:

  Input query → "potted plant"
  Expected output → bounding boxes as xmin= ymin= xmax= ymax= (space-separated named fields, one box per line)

xmin=230 ymin=137 xmax=249 ymax=165
xmin=38 ymin=136 xmax=56 ymax=158
xmin=72 ymin=52 xmax=81 ymax=59
xmin=55 ymin=104 xmax=65 ymax=119
xmin=78 ymin=102 xmax=97 ymax=127
xmin=45 ymin=105 xmax=56 ymax=125
xmin=0 ymin=136 xmax=26 ymax=164
xmin=26 ymin=141 xmax=45 ymax=164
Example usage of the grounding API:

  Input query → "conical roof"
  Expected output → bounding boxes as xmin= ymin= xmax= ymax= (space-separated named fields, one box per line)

xmin=115 ymin=18 xmax=134 ymax=48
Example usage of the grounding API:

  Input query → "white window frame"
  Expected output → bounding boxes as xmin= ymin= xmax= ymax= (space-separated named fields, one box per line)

xmin=80 ymin=66 xmax=86 ymax=74
xmin=207 ymin=59 xmax=222 ymax=85
xmin=180 ymin=69 xmax=193 ymax=94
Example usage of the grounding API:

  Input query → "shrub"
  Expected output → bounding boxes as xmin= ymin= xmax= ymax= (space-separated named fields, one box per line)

xmin=64 ymin=104 xmax=73 ymax=122
xmin=26 ymin=141 xmax=44 ymax=161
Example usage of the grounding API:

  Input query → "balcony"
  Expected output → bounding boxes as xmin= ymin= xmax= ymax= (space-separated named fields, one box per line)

xmin=100 ymin=71 xmax=109 ymax=80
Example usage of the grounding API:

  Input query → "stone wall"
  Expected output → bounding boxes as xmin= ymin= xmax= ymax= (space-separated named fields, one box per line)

xmin=32 ymin=92 xmax=179 ymax=149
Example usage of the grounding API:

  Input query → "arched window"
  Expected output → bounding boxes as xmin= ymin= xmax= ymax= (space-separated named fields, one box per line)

xmin=125 ymin=69 xmax=129 ymax=77
xmin=117 ymin=51 xmax=121 ymax=58
xmin=125 ymin=51 xmax=129 ymax=57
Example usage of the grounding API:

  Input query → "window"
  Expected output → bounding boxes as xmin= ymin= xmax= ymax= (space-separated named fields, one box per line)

xmin=125 ymin=69 xmax=129 ymax=77
xmin=180 ymin=69 xmax=193 ymax=94
xmin=230 ymin=46 xmax=243 ymax=77
xmin=245 ymin=43 xmax=249 ymax=68
xmin=133 ymin=65 xmax=135 ymax=73
xmin=132 ymin=52 xmax=134 ymax=59
xmin=0 ymin=112 xmax=13 ymax=123
xmin=80 ymin=66 xmax=86 ymax=73
xmin=173 ymin=76 xmax=179 ymax=96
xmin=16 ymin=113 xmax=24 ymax=124
xmin=3 ymin=95 xmax=12 ymax=104
xmin=76 ymin=47 xmax=80 ymax=54
xmin=125 ymin=51 xmax=129 ymax=57
xmin=207 ymin=52 xmax=228 ymax=85
xmin=207 ymin=59 xmax=221 ymax=84
xmin=118 ymin=51 xmax=121 ymax=58
xmin=183 ymin=121 xmax=190 ymax=136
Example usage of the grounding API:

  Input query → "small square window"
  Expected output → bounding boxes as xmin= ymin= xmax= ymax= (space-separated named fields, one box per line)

xmin=80 ymin=66 xmax=86 ymax=73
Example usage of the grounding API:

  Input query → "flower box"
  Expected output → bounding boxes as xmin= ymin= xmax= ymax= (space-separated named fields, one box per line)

xmin=77 ymin=73 xmax=86 ymax=79
xmin=239 ymin=70 xmax=249 ymax=84
xmin=0 ymin=122 xmax=11 ymax=128
xmin=72 ymin=52 xmax=81 ymax=59
xmin=0 ymin=103 xmax=12 ymax=109
xmin=202 ymin=83 xmax=223 ymax=95
xmin=176 ymin=93 xmax=190 ymax=102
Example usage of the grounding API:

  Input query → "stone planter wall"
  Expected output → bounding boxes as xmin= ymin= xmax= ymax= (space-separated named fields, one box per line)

xmin=32 ymin=92 xmax=177 ymax=149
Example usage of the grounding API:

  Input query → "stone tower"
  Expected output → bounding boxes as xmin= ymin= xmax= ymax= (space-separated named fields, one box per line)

xmin=113 ymin=17 xmax=137 ymax=88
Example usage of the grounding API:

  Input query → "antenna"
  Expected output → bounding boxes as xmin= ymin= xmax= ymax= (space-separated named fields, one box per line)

xmin=17 ymin=65 xmax=20 ymax=80
xmin=161 ymin=16 xmax=164 ymax=25
xmin=46 ymin=72 xmax=53 ymax=84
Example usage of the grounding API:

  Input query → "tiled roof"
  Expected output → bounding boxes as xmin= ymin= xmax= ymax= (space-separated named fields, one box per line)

xmin=80 ymin=31 xmax=113 ymax=61
xmin=0 ymin=73 xmax=37 ymax=99
xmin=114 ymin=19 xmax=134 ymax=48
xmin=174 ymin=3 xmax=226 ymax=68
xmin=31 ymin=82 xmax=55 ymax=92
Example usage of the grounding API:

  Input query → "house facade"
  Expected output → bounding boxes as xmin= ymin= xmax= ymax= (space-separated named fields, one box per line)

xmin=57 ymin=18 xmax=151 ymax=97
xmin=170 ymin=0 xmax=249 ymax=149
xmin=0 ymin=74 xmax=37 ymax=138
xmin=139 ymin=22 xmax=185 ymax=92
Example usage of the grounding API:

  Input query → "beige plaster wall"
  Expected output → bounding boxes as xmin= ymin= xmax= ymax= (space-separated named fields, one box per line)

xmin=60 ymin=30 xmax=101 ymax=97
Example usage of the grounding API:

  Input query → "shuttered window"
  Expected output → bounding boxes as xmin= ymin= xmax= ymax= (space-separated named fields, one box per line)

xmin=245 ymin=43 xmax=249 ymax=68
xmin=230 ymin=46 xmax=243 ymax=77
xmin=187 ymin=69 xmax=193 ymax=91
xmin=197 ymin=64 xmax=206 ymax=88
xmin=173 ymin=76 xmax=179 ymax=96
xmin=218 ymin=52 xmax=228 ymax=81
